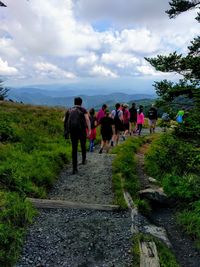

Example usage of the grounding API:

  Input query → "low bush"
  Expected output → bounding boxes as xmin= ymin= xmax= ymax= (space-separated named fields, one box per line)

xmin=145 ymin=132 xmax=200 ymax=245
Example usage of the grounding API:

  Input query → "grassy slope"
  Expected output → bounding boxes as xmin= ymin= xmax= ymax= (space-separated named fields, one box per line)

xmin=0 ymin=101 xmax=70 ymax=266
xmin=145 ymin=133 xmax=200 ymax=247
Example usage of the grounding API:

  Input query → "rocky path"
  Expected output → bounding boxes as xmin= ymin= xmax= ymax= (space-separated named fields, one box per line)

xmin=16 ymin=150 xmax=133 ymax=267
xmin=135 ymin=142 xmax=200 ymax=267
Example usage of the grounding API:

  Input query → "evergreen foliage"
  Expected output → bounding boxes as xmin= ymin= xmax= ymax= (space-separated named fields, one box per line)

xmin=0 ymin=80 xmax=9 ymax=100
xmin=146 ymin=1 xmax=200 ymax=139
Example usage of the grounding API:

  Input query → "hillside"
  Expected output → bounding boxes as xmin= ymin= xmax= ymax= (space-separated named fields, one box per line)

xmin=8 ymin=87 xmax=154 ymax=108
xmin=0 ymin=101 xmax=69 ymax=266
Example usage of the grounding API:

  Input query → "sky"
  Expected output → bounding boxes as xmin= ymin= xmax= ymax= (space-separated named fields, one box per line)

xmin=0 ymin=0 xmax=199 ymax=94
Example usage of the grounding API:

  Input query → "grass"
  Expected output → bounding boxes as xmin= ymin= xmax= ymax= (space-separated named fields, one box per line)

xmin=145 ymin=132 xmax=200 ymax=246
xmin=132 ymin=233 xmax=180 ymax=267
xmin=111 ymin=137 xmax=144 ymax=208
xmin=0 ymin=101 xmax=70 ymax=266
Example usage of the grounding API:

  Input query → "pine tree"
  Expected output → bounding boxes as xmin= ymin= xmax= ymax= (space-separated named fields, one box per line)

xmin=146 ymin=1 xmax=200 ymax=140
xmin=0 ymin=80 xmax=9 ymax=100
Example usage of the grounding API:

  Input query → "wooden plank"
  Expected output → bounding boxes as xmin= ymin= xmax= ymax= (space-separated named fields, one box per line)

xmin=27 ymin=198 xmax=120 ymax=211
xmin=139 ymin=241 xmax=160 ymax=267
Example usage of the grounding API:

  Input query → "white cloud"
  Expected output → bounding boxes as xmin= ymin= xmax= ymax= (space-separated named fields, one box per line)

xmin=76 ymin=53 xmax=98 ymax=67
xmin=0 ymin=57 xmax=18 ymax=75
xmin=0 ymin=0 xmax=198 ymax=85
xmin=34 ymin=62 xmax=75 ymax=79
xmin=101 ymin=52 xmax=139 ymax=68
xmin=90 ymin=65 xmax=118 ymax=78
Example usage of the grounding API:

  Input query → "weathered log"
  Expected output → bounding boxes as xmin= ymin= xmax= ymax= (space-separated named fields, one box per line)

xmin=27 ymin=198 xmax=120 ymax=211
xmin=139 ymin=241 xmax=160 ymax=267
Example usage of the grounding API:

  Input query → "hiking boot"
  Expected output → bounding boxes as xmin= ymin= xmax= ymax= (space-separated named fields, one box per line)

xmin=82 ymin=159 xmax=87 ymax=165
xmin=99 ymin=148 xmax=103 ymax=154
xmin=72 ymin=168 xmax=78 ymax=175
xmin=122 ymin=136 xmax=125 ymax=141
xmin=110 ymin=141 xmax=114 ymax=147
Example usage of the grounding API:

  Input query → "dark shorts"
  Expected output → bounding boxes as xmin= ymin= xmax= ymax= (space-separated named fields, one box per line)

xmin=124 ymin=123 xmax=129 ymax=130
xmin=101 ymin=132 xmax=112 ymax=141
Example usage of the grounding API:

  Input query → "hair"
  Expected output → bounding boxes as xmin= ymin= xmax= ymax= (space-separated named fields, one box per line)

xmin=132 ymin=103 xmax=136 ymax=107
xmin=89 ymin=108 xmax=95 ymax=116
xmin=139 ymin=105 xmax=143 ymax=114
xmin=115 ymin=103 xmax=120 ymax=110
xmin=102 ymin=104 xmax=107 ymax=110
xmin=74 ymin=97 xmax=82 ymax=106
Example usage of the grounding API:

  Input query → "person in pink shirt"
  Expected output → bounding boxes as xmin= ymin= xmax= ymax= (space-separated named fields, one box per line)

xmin=122 ymin=103 xmax=130 ymax=140
xmin=96 ymin=104 xmax=107 ymax=124
xmin=137 ymin=105 xmax=145 ymax=136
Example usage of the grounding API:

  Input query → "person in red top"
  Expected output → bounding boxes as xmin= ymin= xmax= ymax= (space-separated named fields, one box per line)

xmin=88 ymin=108 xmax=97 ymax=152
xmin=137 ymin=105 xmax=145 ymax=136
xmin=96 ymin=104 xmax=107 ymax=124
xmin=122 ymin=103 xmax=130 ymax=140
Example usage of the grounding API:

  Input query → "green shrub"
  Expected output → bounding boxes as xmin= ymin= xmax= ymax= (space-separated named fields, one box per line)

xmin=163 ymin=173 xmax=200 ymax=201
xmin=177 ymin=201 xmax=200 ymax=246
xmin=145 ymin=133 xmax=199 ymax=179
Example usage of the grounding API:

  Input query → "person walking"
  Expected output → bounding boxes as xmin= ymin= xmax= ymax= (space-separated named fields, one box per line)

xmin=137 ymin=105 xmax=145 ymax=136
xmin=111 ymin=103 xmax=124 ymax=146
xmin=64 ymin=97 xmax=91 ymax=174
xmin=99 ymin=109 xmax=114 ymax=154
xmin=129 ymin=102 xmax=137 ymax=135
xmin=122 ymin=103 xmax=130 ymax=140
xmin=176 ymin=108 xmax=185 ymax=123
xmin=96 ymin=104 xmax=107 ymax=124
xmin=88 ymin=108 xmax=97 ymax=152
xmin=148 ymin=104 xmax=158 ymax=134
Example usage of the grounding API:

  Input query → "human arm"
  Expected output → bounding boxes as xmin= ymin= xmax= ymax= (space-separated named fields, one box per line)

xmin=64 ymin=110 xmax=69 ymax=139
xmin=85 ymin=113 xmax=91 ymax=136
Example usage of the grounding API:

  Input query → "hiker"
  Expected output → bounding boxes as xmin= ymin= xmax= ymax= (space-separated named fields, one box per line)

xmin=129 ymin=102 xmax=137 ymax=135
xmin=64 ymin=97 xmax=91 ymax=174
xmin=122 ymin=103 xmax=130 ymax=140
xmin=148 ymin=104 xmax=158 ymax=134
xmin=161 ymin=112 xmax=170 ymax=132
xmin=96 ymin=104 xmax=107 ymax=124
xmin=137 ymin=105 xmax=145 ymax=136
xmin=111 ymin=103 xmax=124 ymax=146
xmin=176 ymin=108 xmax=185 ymax=123
xmin=88 ymin=108 xmax=97 ymax=152
xmin=99 ymin=109 xmax=114 ymax=154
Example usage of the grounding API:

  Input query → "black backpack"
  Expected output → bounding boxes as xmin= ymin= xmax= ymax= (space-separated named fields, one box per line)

xmin=148 ymin=109 xmax=157 ymax=120
xmin=114 ymin=110 xmax=124 ymax=131
xmin=64 ymin=107 xmax=86 ymax=137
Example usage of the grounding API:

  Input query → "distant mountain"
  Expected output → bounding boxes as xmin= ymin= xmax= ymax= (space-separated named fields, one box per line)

xmin=8 ymin=87 xmax=155 ymax=109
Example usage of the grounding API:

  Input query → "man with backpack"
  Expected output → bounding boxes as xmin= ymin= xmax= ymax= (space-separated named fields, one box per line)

xmin=64 ymin=97 xmax=91 ymax=174
xmin=148 ymin=104 xmax=158 ymax=134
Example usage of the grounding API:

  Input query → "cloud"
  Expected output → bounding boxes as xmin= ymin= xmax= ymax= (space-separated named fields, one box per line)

xmin=90 ymin=65 xmax=118 ymax=78
xmin=0 ymin=57 xmax=18 ymax=75
xmin=34 ymin=62 xmax=76 ymax=79
xmin=76 ymin=53 xmax=98 ymax=67
xmin=0 ymin=0 xmax=199 ymax=86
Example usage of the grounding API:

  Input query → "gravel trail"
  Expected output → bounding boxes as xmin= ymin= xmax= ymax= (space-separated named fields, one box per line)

xmin=16 ymin=150 xmax=133 ymax=267
xmin=49 ymin=152 xmax=115 ymax=204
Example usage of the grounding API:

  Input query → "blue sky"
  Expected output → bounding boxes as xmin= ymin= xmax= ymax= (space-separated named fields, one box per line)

xmin=0 ymin=0 xmax=199 ymax=94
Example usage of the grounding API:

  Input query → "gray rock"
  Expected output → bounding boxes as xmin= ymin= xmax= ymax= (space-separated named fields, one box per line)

xmin=139 ymin=188 xmax=170 ymax=205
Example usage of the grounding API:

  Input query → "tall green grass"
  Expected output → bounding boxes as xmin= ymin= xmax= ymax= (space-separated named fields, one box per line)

xmin=111 ymin=137 xmax=144 ymax=208
xmin=145 ymin=133 xmax=200 ymax=246
xmin=0 ymin=102 xmax=70 ymax=266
